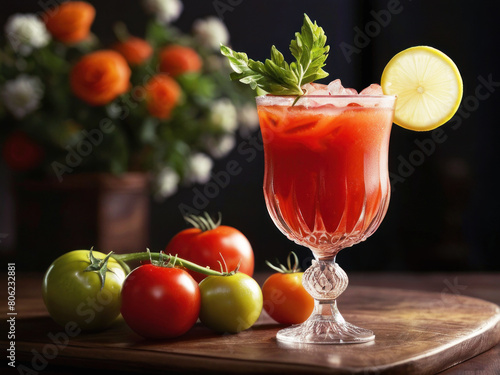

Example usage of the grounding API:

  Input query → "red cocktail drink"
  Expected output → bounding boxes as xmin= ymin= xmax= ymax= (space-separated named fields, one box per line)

xmin=258 ymin=95 xmax=395 ymax=259
xmin=257 ymin=95 xmax=395 ymax=343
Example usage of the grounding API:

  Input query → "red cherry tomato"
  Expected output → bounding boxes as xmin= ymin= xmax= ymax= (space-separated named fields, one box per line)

xmin=120 ymin=264 xmax=200 ymax=339
xmin=166 ymin=214 xmax=254 ymax=283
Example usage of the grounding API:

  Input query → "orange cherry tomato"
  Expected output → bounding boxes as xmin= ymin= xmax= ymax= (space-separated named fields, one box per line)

xmin=262 ymin=272 xmax=314 ymax=325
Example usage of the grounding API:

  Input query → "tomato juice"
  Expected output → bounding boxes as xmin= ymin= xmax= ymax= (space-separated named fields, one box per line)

xmin=257 ymin=95 xmax=395 ymax=259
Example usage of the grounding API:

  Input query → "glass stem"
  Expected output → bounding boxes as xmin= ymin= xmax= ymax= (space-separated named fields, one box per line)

xmin=302 ymin=258 xmax=349 ymax=302
xmin=314 ymin=300 xmax=346 ymax=324
xmin=276 ymin=257 xmax=375 ymax=343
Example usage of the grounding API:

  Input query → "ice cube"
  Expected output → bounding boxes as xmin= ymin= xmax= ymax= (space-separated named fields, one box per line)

xmin=301 ymin=83 xmax=315 ymax=93
xmin=360 ymin=84 xmax=383 ymax=95
xmin=327 ymin=79 xmax=344 ymax=95
xmin=328 ymin=79 xmax=358 ymax=95
xmin=302 ymin=83 xmax=329 ymax=95
xmin=312 ymin=89 xmax=330 ymax=96
xmin=343 ymin=88 xmax=358 ymax=95
xmin=310 ymin=83 xmax=328 ymax=90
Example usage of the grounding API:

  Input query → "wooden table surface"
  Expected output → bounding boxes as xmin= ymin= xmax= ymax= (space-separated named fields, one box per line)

xmin=2 ymin=272 xmax=499 ymax=374
xmin=346 ymin=272 xmax=500 ymax=374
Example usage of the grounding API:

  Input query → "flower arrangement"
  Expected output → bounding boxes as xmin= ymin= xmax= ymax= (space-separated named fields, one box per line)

xmin=0 ymin=0 xmax=257 ymax=198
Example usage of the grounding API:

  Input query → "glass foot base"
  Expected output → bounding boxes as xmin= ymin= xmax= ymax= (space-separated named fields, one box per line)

xmin=276 ymin=313 xmax=375 ymax=344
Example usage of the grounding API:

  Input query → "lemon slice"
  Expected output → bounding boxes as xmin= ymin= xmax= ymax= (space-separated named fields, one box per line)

xmin=381 ymin=46 xmax=463 ymax=131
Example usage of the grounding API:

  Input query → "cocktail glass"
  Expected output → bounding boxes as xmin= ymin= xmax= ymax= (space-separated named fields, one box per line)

xmin=256 ymin=94 xmax=396 ymax=344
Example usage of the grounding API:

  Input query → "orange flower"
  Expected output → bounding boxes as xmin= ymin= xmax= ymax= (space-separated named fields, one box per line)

xmin=112 ymin=37 xmax=153 ymax=66
xmin=144 ymin=74 xmax=181 ymax=119
xmin=70 ymin=50 xmax=131 ymax=106
xmin=159 ymin=45 xmax=202 ymax=77
xmin=44 ymin=1 xmax=96 ymax=44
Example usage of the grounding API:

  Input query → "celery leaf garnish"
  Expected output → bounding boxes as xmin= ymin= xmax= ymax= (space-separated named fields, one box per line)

xmin=220 ymin=14 xmax=329 ymax=96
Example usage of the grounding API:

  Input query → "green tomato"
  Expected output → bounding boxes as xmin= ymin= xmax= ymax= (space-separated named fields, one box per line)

xmin=42 ymin=250 xmax=126 ymax=331
xmin=199 ymin=272 xmax=263 ymax=333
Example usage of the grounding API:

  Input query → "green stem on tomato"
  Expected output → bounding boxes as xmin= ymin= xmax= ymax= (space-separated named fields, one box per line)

xmin=265 ymin=251 xmax=301 ymax=274
xmin=184 ymin=212 xmax=222 ymax=232
xmin=112 ymin=252 xmax=224 ymax=277
xmin=114 ymin=257 xmax=131 ymax=275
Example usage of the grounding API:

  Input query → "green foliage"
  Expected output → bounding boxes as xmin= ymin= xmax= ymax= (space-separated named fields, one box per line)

xmin=0 ymin=9 xmax=255 ymax=197
xmin=220 ymin=14 xmax=329 ymax=96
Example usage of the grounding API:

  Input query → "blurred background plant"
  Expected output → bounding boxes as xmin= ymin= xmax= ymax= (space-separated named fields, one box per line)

xmin=0 ymin=0 xmax=257 ymax=199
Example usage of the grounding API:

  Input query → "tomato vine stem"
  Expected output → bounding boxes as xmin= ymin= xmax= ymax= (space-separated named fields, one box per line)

xmin=112 ymin=251 xmax=225 ymax=276
xmin=265 ymin=251 xmax=301 ymax=274
xmin=184 ymin=212 xmax=222 ymax=232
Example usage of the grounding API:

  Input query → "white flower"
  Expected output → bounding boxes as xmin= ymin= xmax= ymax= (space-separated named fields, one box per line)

xmin=205 ymin=134 xmax=236 ymax=159
xmin=186 ymin=153 xmax=213 ymax=184
xmin=210 ymin=98 xmax=238 ymax=132
xmin=142 ymin=0 xmax=183 ymax=24
xmin=155 ymin=167 xmax=180 ymax=199
xmin=205 ymin=55 xmax=225 ymax=72
xmin=238 ymin=104 xmax=259 ymax=136
xmin=5 ymin=14 xmax=50 ymax=56
xmin=106 ymin=103 xmax=123 ymax=119
xmin=192 ymin=17 xmax=229 ymax=50
xmin=1 ymin=75 xmax=44 ymax=119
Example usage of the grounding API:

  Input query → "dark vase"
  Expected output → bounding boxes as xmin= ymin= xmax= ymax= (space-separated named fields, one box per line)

xmin=14 ymin=173 xmax=150 ymax=271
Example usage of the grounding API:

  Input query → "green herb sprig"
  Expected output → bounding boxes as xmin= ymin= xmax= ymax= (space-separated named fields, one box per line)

xmin=220 ymin=14 xmax=329 ymax=97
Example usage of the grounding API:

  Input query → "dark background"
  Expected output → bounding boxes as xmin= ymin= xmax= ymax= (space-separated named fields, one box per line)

xmin=1 ymin=0 xmax=499 ymax=273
